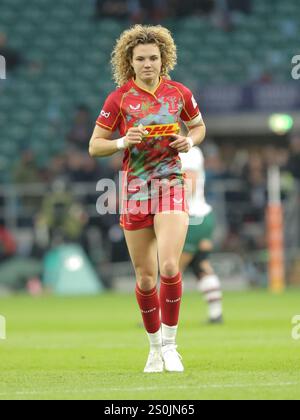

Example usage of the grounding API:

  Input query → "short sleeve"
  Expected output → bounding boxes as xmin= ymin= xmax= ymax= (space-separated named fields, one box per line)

xmin=180 ymin=86 xmax=203 ymax=128
xmin=96 ymin=92 xmax=122 ymax=131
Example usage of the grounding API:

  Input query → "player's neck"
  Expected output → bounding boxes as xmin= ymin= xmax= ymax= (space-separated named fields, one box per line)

xmin=134 ymin=77 xmax=160 ymax=94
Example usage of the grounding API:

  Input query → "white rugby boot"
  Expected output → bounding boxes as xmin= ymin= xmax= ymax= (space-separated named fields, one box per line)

xmin=144 ymin=350 xmax=164 ymax=373
xmin=162 ymin=344 xmax=184 ymax=372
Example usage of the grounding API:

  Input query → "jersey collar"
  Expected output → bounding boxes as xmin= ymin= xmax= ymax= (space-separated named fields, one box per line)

xmin=131 ymin=77 xmax=164 ymax=99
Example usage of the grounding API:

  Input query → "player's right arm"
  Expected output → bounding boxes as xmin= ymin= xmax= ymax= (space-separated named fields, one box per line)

xmin=89 ymin=125 xmax=145 ymax=158
xmin=89 ymin=90 xmax=146 ymax=158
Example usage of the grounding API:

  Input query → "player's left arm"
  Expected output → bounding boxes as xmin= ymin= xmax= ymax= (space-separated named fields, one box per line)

xmin=187 ymin=119 xmax=206 ymax=147
xmin=170 ymin=118 xmax=206 ymax=153
xmin=170 ymin=87 xmax=206 ymax=153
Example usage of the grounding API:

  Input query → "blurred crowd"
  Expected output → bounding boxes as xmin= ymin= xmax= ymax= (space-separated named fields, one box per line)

xmin=1 ymin=0 xmax=300 ymax=291
xmin=1 ymin=101 xmax=300 ymax=291
xmin=93 ymin=0 xmax=252 ymax=28
xmin=3 ymin=101 xmax=300 ymax=256
xmin=0 ymin=32 xmax=23 ymax=72
xmin=202 ymin=137 xmax=300 ymax=252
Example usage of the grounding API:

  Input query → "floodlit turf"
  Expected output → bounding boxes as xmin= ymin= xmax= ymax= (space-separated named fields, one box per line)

xmin=0 ymin=290 xmax=300 ymax=400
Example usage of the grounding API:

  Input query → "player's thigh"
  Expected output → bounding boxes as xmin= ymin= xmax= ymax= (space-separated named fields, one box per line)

xmin=123 ymin=227 xmax=158 ymax=281
xmin=154 ymin=212 xmax=189 ymax=268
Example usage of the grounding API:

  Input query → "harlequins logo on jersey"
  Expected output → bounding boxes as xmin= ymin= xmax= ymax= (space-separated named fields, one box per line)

xmin=143 ymin=122 xmax=180 ymax=138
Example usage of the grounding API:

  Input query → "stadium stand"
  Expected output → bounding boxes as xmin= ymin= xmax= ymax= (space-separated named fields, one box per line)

xmin=0 ymin=0 xmax=299 ymax=175
xmin=0 ymin=0 xmax=299 ymax=289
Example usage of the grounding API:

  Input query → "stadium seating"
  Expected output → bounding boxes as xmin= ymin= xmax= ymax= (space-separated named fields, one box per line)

xmin=0 ymin=0 xmax=299 ymax=177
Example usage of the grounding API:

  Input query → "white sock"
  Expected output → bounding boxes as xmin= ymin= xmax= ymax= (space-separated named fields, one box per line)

xmin=197 ymin=274 xmax=223 ymax=320
xmin=147 ymin=329 xmax=162 ymax=351
xmin=162 ymin=323 xmax=178 ymax=346
xmin=208 ymin=301 xmax=223 ymax=320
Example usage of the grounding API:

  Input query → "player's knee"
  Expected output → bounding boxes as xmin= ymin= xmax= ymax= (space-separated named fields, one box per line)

xmin=160 ymin=259 xmax=179 ymax=278
xmin=191 ymin=252 xmax=212 ymax=278
xmin=136 ymin=273 xmax=157 ymax=291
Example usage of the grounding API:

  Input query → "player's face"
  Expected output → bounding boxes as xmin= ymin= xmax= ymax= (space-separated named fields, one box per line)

xmin=131 ymin=43 xmax=162 ymax=85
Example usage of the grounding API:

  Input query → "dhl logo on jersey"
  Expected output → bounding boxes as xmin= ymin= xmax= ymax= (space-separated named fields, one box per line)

xmin=143 ymin=122 xmax=180 ymax=138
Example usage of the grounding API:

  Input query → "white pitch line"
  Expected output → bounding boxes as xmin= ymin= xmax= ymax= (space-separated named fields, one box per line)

xmin=0 ymin=382 xmax=298 ymax=398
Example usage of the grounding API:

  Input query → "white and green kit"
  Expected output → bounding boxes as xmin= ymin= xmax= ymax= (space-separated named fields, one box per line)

xmin=180 ymin=147 xmax=215 ymax=254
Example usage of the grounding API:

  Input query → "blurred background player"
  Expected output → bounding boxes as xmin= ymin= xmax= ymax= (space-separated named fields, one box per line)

xmin=179 ymin=146 xmax=223 ymax=323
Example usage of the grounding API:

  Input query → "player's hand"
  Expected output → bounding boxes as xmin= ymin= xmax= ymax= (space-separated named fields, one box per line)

xmin=169 ymin=135 xmax=192 ymax=153
xmin=124 ymin=124 xmax=148 ymax=148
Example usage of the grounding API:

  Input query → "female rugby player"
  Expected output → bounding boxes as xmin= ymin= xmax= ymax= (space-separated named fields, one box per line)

xmin=89 ymin=25 xmax=206 ymax=372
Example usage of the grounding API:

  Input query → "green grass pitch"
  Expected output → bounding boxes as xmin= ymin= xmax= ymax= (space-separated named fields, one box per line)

xmin=0 ymin=290 xmax=300 ymax=400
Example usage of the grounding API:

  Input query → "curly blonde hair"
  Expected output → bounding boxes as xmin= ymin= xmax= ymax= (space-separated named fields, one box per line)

xmin=111 ymin=25 xmax=177 ymax=87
